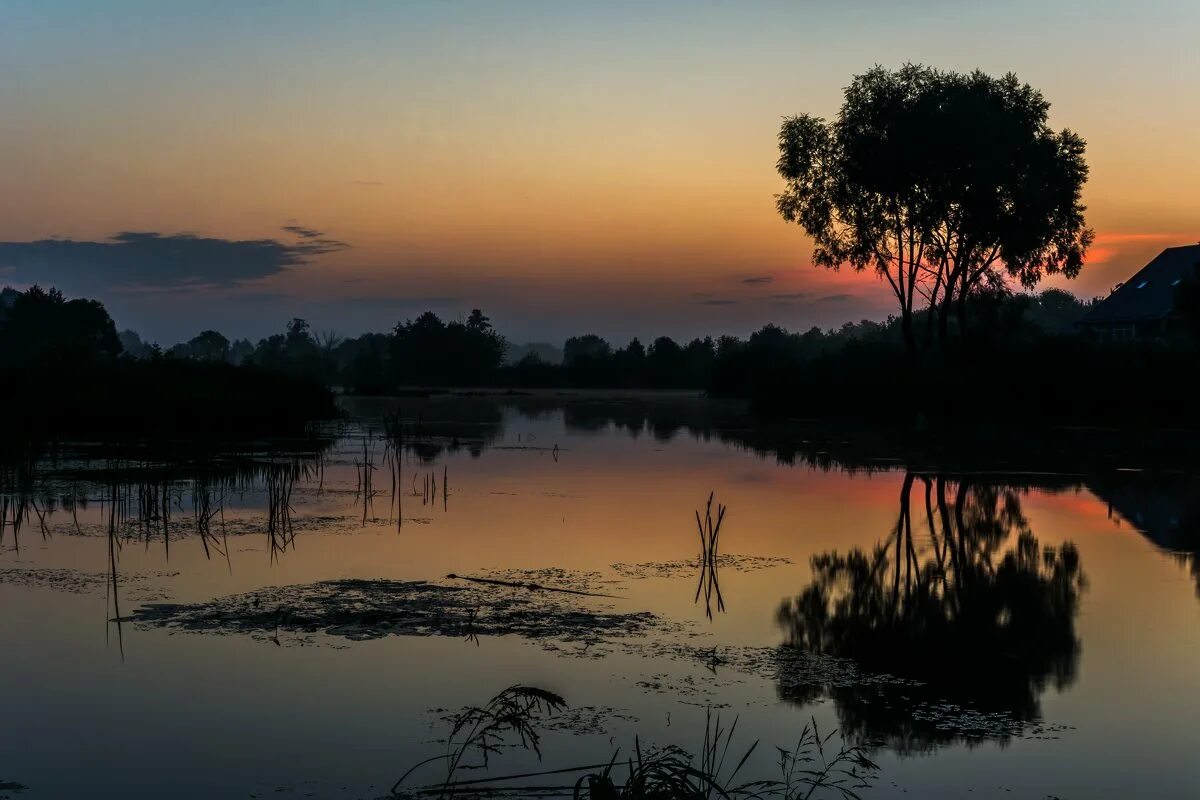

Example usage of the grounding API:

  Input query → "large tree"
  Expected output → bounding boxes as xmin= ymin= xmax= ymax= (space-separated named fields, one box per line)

xmin=776 ymin=64 xmax=1093 ymax=353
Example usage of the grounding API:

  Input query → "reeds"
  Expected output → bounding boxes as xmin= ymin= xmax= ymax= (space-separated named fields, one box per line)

xmin=391 ymin=685 xmax=568 ymax=798
xmin=355 ymin=435 xmax=380 ymax=527
xmin=192 ymin=478 xmax=230 ymax=571
xmin=105 ymin=481 xmax=125 ymax=660
xmin=393 ymin=685 xmax=880 ymax=800
xmin=266 ymin=467 xmax=297 ymax=561
xmin=695 ymin=492 xmax=726 ymax=621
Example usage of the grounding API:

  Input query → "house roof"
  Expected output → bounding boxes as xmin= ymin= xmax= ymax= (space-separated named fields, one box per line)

xmin=1081 ymin=244 xmax=1200 ymax=324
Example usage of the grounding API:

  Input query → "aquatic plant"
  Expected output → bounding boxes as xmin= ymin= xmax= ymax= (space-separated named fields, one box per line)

xmin=391 ymin=685 xmax=568 ymax=797
xmin=393 ymin=687 xmax=879 ymax=800
xmin=695 ymin=493 xmax=726 ymax=621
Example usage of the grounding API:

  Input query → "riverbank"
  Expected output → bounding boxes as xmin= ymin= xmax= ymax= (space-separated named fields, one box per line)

xmin=2 ymin=359 xmax=340 ymax=440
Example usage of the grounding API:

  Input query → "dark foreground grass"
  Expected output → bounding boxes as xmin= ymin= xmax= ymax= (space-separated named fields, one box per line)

xmin=393 ymin=685 xmax=879 ymax=800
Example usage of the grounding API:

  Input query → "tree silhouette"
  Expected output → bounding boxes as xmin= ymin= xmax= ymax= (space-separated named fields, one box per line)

xmin=776 ymin=64 xmax=1093 ymax=354
xmin=0 ymin=284 xmax=122 ymax=367
xmin=563 ymin=334 xmax=612 ymax=365
xmin=184 ymin=330 xmax=231 ymax=362
xmin=391 ymin=310 xmax=505 ymax=385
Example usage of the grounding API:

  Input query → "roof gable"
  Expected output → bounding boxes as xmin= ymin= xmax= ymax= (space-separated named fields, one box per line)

xmin=1081 ymin=244 xmax=1200 ymax=324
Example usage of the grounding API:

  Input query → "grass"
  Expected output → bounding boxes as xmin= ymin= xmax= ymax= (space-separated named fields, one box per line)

xmin=393 ymin=686 xmax=880 ymax=800
xmin=391 ymin=685 xmax=569 ymax=797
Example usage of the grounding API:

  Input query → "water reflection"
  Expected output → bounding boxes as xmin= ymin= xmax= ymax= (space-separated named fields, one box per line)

xmin=776 ymin=473 xmax=1086 ymax=752
xmin=694 ymin=493 xmax=726 ymax=621
xmin=1088 ymin=472 xmax=1200 ymax=597
xmin=3 ymin=394 xmax=1200 ymax=798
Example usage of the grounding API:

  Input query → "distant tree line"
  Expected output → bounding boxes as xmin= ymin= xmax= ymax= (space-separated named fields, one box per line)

xmin=103 ymin=284 xmax=1141 ymax=399
xmin=0 ymin=285 xmax=336 ymax=438
xmin=9 ymin=278 xmax=1200 ymax=430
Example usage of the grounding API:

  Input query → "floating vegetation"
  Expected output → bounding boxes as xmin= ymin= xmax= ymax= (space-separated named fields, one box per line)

xmin=0 ymin=567 xmax=175 ymax=600
xmin=479 ymin=568 xmax=618 ymax=596
xmin=126 ymin=578 xmax=669 ymax=648
xmin=447 ymin=573 xmax=620 ymax=599
xmin=611 ymin=555 xmax=792 ymax=579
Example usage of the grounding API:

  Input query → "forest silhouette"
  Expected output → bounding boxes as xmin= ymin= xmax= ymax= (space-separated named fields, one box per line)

xmin=5 ymin=279 xmax=1200 ymax=437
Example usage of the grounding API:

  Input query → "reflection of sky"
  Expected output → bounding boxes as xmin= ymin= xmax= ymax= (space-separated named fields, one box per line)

xmin=2 ymin=2 xmax=1198 ymax=342
xmin=1 ymin=405 xmax=1199 ymax=798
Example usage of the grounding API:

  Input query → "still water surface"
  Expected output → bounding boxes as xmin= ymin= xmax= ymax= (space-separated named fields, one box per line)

xmin=1 ymin=394 xmax=1198 ymax=799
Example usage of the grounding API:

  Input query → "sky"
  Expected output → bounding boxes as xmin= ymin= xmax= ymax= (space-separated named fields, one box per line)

xmin=1 ymin=1 xmax=1198 ymax=346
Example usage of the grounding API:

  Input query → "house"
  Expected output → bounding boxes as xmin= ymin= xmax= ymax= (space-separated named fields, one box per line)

xmin=1079 ymin=244 xmax=1200 ymax=341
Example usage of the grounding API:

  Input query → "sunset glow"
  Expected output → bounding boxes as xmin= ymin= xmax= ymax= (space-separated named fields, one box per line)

xmin=2 ymin=1 xmax=1198 ymax=342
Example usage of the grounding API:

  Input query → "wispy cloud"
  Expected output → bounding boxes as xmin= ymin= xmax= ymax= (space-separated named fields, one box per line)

xmin=698 ymin=298 xmax=738 ymax=306
xmin=281 ymin=224 xmax=325 ymax=240
xmin=1084 ymin=231 xmax=1189 ymax=266
xmin=739 ymin=275 xmax=774 ymax=286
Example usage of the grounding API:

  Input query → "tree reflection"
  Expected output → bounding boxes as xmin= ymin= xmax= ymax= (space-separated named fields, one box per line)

xmin=777 ymin=473 xmax=1085 ymax=752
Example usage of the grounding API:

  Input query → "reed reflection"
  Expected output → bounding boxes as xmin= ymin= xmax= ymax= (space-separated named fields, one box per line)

xmin=776 ymin=473 xmax=1086 ymax=752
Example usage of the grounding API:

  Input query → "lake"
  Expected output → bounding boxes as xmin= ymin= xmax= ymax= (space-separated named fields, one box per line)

xmin=1 ymin=393 xmax=1198 ymax=799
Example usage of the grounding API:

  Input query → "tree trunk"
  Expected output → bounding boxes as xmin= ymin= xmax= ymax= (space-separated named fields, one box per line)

xmin=900 ymin=308 xmax=917 ymax=355
xmin=937 ymin=291 xmax=954 ymax=357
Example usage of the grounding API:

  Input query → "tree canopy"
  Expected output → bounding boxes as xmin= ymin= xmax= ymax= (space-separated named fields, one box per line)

xmin=777 ymin=64 xmax=1093 ymax=353
xmin=0 ymin=284 xmax=122 ymax=368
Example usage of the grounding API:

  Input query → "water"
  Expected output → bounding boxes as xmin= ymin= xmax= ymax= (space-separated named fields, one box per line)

xmin=1 ymin=393 xmax=1198 ymax=799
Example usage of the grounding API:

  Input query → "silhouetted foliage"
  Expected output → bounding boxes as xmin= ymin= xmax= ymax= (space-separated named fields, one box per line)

xmin=777 ymin=64 xmax=1093 ymax=353
xmin=169 ymin=329 xmax=231 ymax=362
xmin=0 ymin=285 xmax=122 ymax=368
xmin=563 ymin=334 xmax=612 ymax=365
xmin=246 ymin=317 xmax=325 ymax=380
xmin=0 ymin=286 xmax=337 ymax=438
xmin=97 ymin=283 xmax=1200 ymax=430
xmin=391 ymin=310 xmax=506 ymax=385
xmin=338 ymin=332 xmax=394 ymax=394
xmin=118 ymin=329 xmax=151 ymax=358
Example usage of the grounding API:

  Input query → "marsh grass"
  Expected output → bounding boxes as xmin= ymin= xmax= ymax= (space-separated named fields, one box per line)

xmin=394 ymin=687 xmax=880 ymax=800
xmin=695 ymin=493 xmax=726 ymax=621
xmin=391 ymin=685 xmax=569 ymax=798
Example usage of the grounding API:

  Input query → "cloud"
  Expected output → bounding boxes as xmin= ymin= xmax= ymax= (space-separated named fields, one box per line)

xmin=698 ymin=298 xmax=738 ymax=306
xmin=770 ymin=292 xmax=809 ymax=301
xmin=281 ymin=224 xmax=324 ymax=240
xmin=740 ymin=275 xmax=774 ymax=286
xmin=0 ymin=227 xmax=347 ymax=294
xmin=817 ymin=293 xmax=853 ymax=303
xmin=1083 ymin=232 xmax=1189 ymax=267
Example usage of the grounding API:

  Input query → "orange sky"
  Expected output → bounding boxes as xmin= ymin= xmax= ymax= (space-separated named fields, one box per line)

xmin=0 ymin=2 xmax=1197 ymax=342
